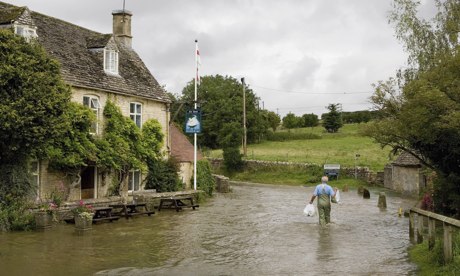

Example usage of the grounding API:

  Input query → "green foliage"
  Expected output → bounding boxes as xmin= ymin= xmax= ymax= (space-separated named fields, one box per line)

xmin=178 ymin=75 xmax=268 ymax=148
xmin=223 ymin=147 xmax=244 ymax=173
xmin=0 ymin=200 xmax=34 ymax=232
xmin=367 ymin=0 xmax=460 ymax=217
xmin=282 ymin=112 xmax=300 ymax=130
xmin=409 ymin=233 xmax=460 ymax=275
xmin=266 ymin=110 xmax=281 ymax=132
xmin=322 ymin=104 xmax=343 ymax=133
xmin=0 ymin=29 xmax=71 ymax=163
xmin=97 ymin=101 xmax=144 ymax=194
xmin=196 ymin=160 xmax=216 ymax=196
xmin=218 ymin=122 xmax=243 ymax=148
xmin=266 ymin=130 xmax=321 ymax=141
xmin=389 ymin=0 xmax=460 ymax=76
xmin=302 ymin=113 xmax=319 ymax=127
xmin=145 ymin=157 xmax=183 ymax=192
xmin=211 ymin=124 xmax=392 ymax=171
xmin=46 ymin=102 xmax=98 ymax=171
xmin=140 ymin=119 xmax=164 ymax=160
xmin=342 ymin=110 xmax=379 ymax=124
xmin=0 ymin=162 xmax=34 ymax=202
xmin=100 ymin=101 xmax=144 ymax=171
xmin=219 ymin=122 xmax=244 ymax=172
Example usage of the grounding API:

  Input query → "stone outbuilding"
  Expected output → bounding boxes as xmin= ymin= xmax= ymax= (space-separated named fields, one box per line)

xmin=384 ymin=151 xmax=426 ymax=196
xmin=170 ymin=124 xmax=202 ymax=189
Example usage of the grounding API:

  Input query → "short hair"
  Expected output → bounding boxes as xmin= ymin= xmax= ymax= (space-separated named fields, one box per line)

xmin=321 ymin=176 xmax=328 ymax=182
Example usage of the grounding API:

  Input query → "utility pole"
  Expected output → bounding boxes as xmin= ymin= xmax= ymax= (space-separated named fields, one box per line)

xmin=241 ymin=77 xmax=247 ymax=157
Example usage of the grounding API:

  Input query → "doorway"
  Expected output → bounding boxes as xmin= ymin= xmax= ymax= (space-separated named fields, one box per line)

xmin=81 ymin=166 xmax=97 ymax=199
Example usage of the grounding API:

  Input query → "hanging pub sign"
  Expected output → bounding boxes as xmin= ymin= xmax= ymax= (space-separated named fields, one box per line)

xmin=185 ymin=109 xmax=202 ymax=134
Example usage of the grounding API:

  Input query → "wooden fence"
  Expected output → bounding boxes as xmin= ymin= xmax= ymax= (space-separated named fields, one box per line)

xmin=409 ymin=207 xmax=460 ymax=263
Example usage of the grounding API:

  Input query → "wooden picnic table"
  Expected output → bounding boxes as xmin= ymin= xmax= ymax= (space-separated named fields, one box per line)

xmin=92 ymin=206 xmax=120 ymax=223
xmin=109 ymin=202 xmax=155 ymax=219
xmin=158 ymin=197 xmax=199 ymax=212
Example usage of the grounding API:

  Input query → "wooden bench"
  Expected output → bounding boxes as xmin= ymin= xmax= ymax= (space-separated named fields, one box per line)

xmin=92 ymin=206 xmax=120 ymax=223
xmin=158 ymin=197 xmax=199 ymax=212
xmin=109 ymin=202 xmax=155 ymax=219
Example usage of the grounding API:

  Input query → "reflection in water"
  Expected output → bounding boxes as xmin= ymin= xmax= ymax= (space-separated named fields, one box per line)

xmin=0 ymin=184 xmax=418 ymax=275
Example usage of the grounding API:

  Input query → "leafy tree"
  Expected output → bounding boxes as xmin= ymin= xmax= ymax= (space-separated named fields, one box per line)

xmin=366 ymin=0 xmax=460 ymax=217
xmin=266 ymin=111 xmax=281 ymax=132
xmin=219 ymin=122 xmax=244 ymax=172
xmin=302 ymin=113 xmax=319 ymax=127
xmin=0 ymin=29 xmax=71 ymax=231
xmin=178 ymin=75 xmax=267 ymax=148
xmin=322 ymin=104 xmax=343 ymax=133
xmin=282 ymin=112 xmax=298 ymax=131
xmin=0 ymin=29 xmax=71 ymax=165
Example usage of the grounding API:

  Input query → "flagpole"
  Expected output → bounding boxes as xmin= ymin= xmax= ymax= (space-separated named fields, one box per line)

xmin=193 ymin=39 xmax=198 ymax=191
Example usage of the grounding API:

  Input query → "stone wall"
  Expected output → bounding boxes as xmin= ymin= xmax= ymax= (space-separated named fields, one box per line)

xmin=208 ymin=158 xmax=384 ymax=186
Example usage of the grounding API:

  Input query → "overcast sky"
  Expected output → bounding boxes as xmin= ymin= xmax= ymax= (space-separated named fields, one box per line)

xmin=10 ymin=0 xmax=420 ymax=117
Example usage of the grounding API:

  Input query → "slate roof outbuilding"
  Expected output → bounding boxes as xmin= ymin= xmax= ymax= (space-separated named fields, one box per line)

xmin=392 ymin=151 xmax=422 ymax=167
xmin=170 ymin=124 xmax=202 ymax=162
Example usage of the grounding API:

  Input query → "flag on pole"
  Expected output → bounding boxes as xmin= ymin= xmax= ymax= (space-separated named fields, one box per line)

xmin=196 ymin=42 xmax=201 ymax=85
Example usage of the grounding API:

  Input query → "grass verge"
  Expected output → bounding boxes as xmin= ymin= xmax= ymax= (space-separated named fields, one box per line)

xmin=409 ymin=231 xmax=460 ymax=275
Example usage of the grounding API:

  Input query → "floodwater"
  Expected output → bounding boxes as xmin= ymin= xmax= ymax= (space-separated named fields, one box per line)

xmin=0 ymin=183 xmax=418 ymax=276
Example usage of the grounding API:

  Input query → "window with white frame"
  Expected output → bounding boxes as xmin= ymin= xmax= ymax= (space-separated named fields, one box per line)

xmin=130 ymin=102 xmax=142 ymax=128
xmin=14 ymin=25 xmax=37 ymax=42
xmin=104 ymin=49 xmax=119 ymax=74
xmin=83 ymin=95 xmax=100 ymax=134
xmin=128 ymin=170 xmax=141 ymax=192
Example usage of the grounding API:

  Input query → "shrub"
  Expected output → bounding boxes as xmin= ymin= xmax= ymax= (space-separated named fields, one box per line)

xmin=266 ymin=131 xmax=321 ymax=142
xmin=223 ymin=147 xmax=244 ymax=172
xmin=145 ymin=157 xmax=183 ymax=192
xmin=196 ymin=160 xmax=216 ymax=196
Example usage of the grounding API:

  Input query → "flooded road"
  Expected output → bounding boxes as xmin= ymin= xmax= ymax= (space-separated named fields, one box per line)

xmin=0 ymin=183 xmax=418 ymax=275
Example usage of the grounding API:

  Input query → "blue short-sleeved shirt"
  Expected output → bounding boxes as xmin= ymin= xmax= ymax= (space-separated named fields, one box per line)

xmin=313 ymin=183 xmax=334 ymax=196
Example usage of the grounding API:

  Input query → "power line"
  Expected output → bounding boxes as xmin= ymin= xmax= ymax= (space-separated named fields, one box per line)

xmin=252 ymin=85 xmax=372 ymax=95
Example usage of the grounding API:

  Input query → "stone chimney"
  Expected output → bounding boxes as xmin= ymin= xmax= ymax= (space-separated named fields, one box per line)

xmin=112 ymin=10 xmax=132 ymax=48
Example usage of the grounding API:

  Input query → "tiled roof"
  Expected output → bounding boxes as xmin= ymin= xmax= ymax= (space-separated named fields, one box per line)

xmin=0 ymin=6 xmax=25 ymax=24
xmin=392 ymin=151 xmax=422 ymax=167
xmin=170 ymin=124 xmax=202 ymax=162
xmin=0 ymin=2 xmax=170 ymax=103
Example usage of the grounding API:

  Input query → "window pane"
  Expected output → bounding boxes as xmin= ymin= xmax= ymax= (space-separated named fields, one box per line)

xmin=128 ymin=172 xmax=133 ymax=191
xmin=136 ymin=104 xmax=141 ymax=113
xmin=134 ymin=171 xmax=140 ymax=191
xmin=130 ymin=103 xmax=135 ymax=113
xmin=83 ymin=96 xmax=89 ymax=107
xmin=91 ymin=98 xmax=100 ymax=109
xmin=136 ymin=115 xmax=141 ymax=128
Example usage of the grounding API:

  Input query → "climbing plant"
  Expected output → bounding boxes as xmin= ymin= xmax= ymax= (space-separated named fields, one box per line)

xmin=97 ymin=101 xmax=144 ymax=195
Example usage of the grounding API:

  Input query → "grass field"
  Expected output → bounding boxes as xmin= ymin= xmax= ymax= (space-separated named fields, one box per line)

xmin=209 ymin=124 xmax=394 ymax=172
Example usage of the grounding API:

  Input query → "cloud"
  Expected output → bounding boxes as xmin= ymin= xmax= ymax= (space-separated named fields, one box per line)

xmin=10 ymin=0 xmax=414 ymax=116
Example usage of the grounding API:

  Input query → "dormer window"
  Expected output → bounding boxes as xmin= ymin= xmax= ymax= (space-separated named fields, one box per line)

xmin=14 ymin=25 xmax=37 ymax=42
xmin=104 ymin=49 xmax=119 ymax=74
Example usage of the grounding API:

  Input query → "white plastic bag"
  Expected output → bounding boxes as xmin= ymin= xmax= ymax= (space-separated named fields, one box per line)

xmin=303 ymin=203 xmax=316 ymax=217
xmin=332 ymin=190 xmax=341 ymax=204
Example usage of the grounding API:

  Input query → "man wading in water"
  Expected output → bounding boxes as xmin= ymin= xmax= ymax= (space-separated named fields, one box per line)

xmin=309 ymin=176 xmax=338 ymax=227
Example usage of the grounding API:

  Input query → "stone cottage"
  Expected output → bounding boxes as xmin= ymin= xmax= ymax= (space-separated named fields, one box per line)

xmin=384 ymin=151 xmax=426 ymax=196
xmin=0 ymin=2 xmax=175 ymax=200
